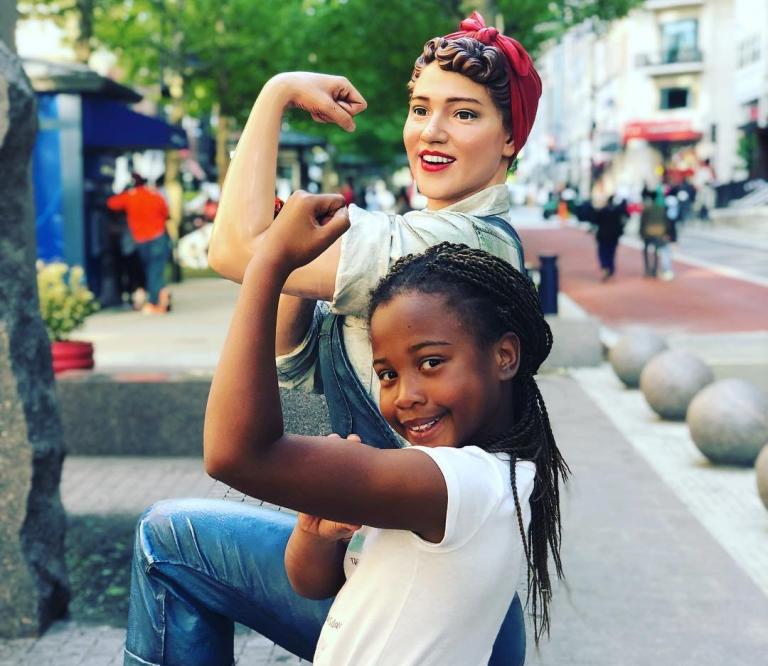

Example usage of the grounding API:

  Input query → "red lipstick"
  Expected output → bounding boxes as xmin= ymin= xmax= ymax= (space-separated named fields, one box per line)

xmin=418 ymin=150 xmax=456 ymax=173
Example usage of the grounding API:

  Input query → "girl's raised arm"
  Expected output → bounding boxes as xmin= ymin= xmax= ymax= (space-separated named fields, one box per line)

xmin=204 ymin=192 xmax=448 ymax=544
xmin=207 ymin=73 xmax=367 ymax=288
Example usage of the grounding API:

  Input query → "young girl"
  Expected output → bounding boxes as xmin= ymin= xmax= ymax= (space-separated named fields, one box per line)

xmin=124 ymin=189 xmax=567 ymax=665
xmin=124 ymin=12 xmax=551 ymax=665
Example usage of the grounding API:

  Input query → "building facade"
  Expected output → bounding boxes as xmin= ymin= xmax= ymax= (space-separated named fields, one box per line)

xmin=525 ymin=0 xmax=768 ymax=201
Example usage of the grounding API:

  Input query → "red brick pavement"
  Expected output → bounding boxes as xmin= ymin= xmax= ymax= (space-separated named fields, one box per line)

xmin=518 ymin=226 xmax=768 ymax=334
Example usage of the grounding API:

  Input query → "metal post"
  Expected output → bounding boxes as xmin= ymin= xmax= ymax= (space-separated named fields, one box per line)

xmin=538 ymin=255 xmax=559 ymax=315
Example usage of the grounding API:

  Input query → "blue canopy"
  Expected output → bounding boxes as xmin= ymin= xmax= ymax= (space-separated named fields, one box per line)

xmin=82 ymin=98 xmax=188 ymax=151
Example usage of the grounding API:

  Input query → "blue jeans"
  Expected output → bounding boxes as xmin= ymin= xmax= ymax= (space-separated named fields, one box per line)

xmin=643 ymin=239 xmax=660 ymax=277
xmin=124 ymin=498 xmax=526 ymax=665
xmin=124 ymin=499 xmax=333 ymax=665
xmin=136 ymin=234 xmax=170 ymax=305
xmin=597 ymin=238 xmax=618 ymax=275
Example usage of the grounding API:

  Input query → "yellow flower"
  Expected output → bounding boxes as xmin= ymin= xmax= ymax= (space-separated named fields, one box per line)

xmin=36 ymin=262 xmax=99 ymax=341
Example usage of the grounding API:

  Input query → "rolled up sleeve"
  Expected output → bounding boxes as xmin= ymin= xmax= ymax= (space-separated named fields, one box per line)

xmin=275 ymin=301 xmax=329 ymax=393
xmin=331 ymin=206 xmax=482 ymax=317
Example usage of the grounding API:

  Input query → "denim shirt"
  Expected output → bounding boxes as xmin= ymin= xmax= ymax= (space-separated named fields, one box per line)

xmin=276 ymin=184 xmax=523 ymax=404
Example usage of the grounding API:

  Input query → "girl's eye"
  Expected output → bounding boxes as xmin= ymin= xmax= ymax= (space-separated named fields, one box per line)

xmin=377 ymin=370 xmax=397 ymax=382
xmin=420 ymin=358 xmax=443 ymax=371
xmin=455 ymin=109 xmax=477 ymax=120
xmin=411 ymin=106 xmax=428 ymax=117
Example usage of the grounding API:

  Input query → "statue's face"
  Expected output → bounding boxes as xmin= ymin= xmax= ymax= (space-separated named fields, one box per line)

xmin=403 ymin=63 xmax=514 ymax=210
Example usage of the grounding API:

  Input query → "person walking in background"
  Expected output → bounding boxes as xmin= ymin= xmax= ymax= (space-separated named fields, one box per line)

xmin=558 ymin=183 xmax=576 ymax=223
xmin=694 ymin=158 xmax=717 ymax=221
xmin=107 ymin=173 xmax=172 ymax=314
xmin=395 ymin=186 xmax=411 ymax=215
xmin=678 ymin=179 xmax=695 ymax=223
xmin=594 ymin=195 xmax=626 ymax=281
xmin=639 ymin=188 xmax=668 ymax=278
xmin=339 ymin=179 xmax=356 ymax=207
xmin=661 ymin=188 xmax=681 ymax=281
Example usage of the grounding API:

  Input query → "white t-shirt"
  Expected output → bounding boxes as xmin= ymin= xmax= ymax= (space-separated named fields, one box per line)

xmin=312 ymin=446 xmax=536 ymax=666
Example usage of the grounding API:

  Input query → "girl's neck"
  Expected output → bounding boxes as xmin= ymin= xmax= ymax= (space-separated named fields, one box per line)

xmin=470 ymin=384 xmax=516 ymax=445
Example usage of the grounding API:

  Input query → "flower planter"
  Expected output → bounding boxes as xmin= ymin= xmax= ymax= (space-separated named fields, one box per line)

xmin=51 ymin=340 xmax=94 ymax=374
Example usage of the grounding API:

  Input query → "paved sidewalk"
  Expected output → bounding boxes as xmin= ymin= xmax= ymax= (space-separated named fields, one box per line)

xmin=4 ymin=374 xmax=768 ymax=665
xmin=529 ymin=375 xmax=768 ymax=666
xmin=3 ymin=225 xmax=767 ymax=664
xmin=676 ymin=222 xmax=768 ymax=279
xmin=77 ymin=277 xmax=240 ymax=370
xmin=517 ymin=225 xmax=768 ymax=335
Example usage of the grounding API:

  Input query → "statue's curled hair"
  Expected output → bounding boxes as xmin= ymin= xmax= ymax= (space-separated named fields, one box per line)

xmin=408 ymin=37 xmax=512 ymax=133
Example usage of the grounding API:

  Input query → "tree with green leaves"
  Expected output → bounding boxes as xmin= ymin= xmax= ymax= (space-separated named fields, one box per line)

xmin=19 ymin=0 xmax=643 ymax=166
xmin=19 ymin=0 xmax=103 ymax=62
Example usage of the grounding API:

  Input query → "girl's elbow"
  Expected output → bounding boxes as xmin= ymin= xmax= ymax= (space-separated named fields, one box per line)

xmin=203 ymin=447 xmax=231 ymax=482
xmin=203 ymin=431 xmax=239 ymax=482
xmin=286 ymin=572 xmax=337 ymax=601
xmin=285 ymin=569 xmax=310 ymax=598
xmin=207 ymin=241 xmax=248 ymax=284
xmin=206 ymin=243 xmax=230 ymax=279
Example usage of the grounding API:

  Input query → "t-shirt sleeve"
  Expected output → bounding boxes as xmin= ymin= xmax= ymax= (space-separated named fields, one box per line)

xmin=274 ymin=301 xmax=329 ymax=394
xmin=408 ymin=446 xmax=514 ymax=551
xmin=106 ymin=192 xmax=128 ymax=211
xmin=331 ymin=206 xmax=482 ymax=316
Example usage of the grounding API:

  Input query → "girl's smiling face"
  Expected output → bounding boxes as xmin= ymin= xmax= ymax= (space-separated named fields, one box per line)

xmin=403 ymin=63 xmax=516 ymax=210
xmin=370 ymin=291 xmax=517 ymax=447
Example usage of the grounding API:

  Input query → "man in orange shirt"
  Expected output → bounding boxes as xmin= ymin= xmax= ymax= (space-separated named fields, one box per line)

xmin=107 ymin=174 xmax=171 ymax=313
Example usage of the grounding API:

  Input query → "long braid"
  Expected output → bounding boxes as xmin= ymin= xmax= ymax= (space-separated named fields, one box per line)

xmin=369 ymin=242 xmax=570 ymax=642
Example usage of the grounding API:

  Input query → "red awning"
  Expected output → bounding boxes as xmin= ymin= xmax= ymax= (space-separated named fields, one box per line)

xmin=623 ymin=120 xmax=702 ymax=144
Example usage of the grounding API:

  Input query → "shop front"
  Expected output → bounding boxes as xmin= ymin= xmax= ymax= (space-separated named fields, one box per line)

xmin=27 ymin=59 xmax=187 ymax=303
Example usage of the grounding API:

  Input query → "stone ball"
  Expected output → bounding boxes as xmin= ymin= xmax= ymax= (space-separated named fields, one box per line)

xmin=687 ymin=379 xmax=768 ymax=466
xmin=640 ymin=350 xmax=714 ymax=420
xmin=756 ymin=446 xmax=768 ymax=511
xmin=608 ymin=330 xmax=668 ymax=388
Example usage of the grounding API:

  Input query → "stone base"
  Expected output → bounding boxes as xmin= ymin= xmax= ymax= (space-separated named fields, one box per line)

xmin=608 ymin=329 xmax=668 ymax=388
xmin=57 ymin=371 xmax=331 ymax=456
xmin=710 ymin=205 xmax=768 ymax=231
xmin=541 ymin=315 xmax=603 ymax=372
xmin=687 ymin=379 xmax=768 ymax=467
xmin=640 ymin=350 xmax=714 ymax=421
xmin=757 ymin=446 xmax=768 ymax=511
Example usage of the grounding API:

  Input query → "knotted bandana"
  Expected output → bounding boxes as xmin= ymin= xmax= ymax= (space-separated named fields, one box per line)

xmin=444 ymin=11 xmax=541 ymax=157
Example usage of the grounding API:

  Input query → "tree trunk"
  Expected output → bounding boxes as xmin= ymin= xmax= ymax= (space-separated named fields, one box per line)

xmin=215 ymin=108 xmax=231 ymax=187
xmin=164 ymin=75 xmax=185 ymax=282
xmin=0 ymin=0 xmax=15 ymax=51
xmin=74 ymin=0 xmax=95 ymax=64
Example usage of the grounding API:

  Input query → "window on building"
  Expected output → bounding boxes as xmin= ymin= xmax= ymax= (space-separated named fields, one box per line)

xmin=738 ymin=34 xmax=761 ymax=68
xmin=661 ymin=19 xmax=699 ymax=64
xmin=660 ymin=87 xmax=690 ymax=109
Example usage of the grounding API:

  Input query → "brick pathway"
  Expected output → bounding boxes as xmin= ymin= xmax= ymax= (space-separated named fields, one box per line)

xmin=518 ymin=225 xmax=768 ymax=334
xmin=526 ymin=375 xmax=768 ymax=666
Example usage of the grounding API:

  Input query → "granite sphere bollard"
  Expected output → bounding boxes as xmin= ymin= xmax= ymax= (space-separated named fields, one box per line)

xmin=756 ymin=446 xmax=768 ymax=511
xmin=608 ymin=330 xmax=668 ymax=388
xmin=687 ymin=379 xmax=768 ymax=466
xmin=640 ymin=350 xmax=714 ymax=420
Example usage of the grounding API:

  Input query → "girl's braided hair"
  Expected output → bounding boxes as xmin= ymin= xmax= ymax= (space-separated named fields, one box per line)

xmin=368 ymin=242 xmax=569 ymax=641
